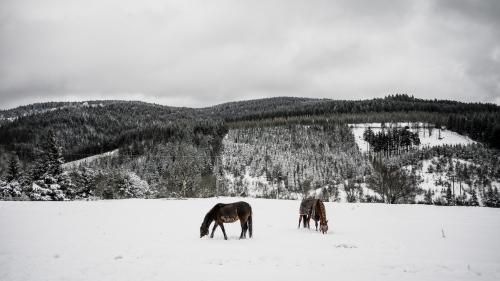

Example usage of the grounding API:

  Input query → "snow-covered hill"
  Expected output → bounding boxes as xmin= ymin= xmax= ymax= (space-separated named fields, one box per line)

xmin=220 ymin=125 xmax=369 ymax=200
xmin=218 ymin=124 xmax=498 ymax=205
xmin=1 ymin=198 xmax=499 ymax=281
xmin=62 ymin=149 xmax=119 ymax=169
xmin=0 ymin=101 xmax=105 ymax=123
xmin=349 ymin=123 xmax=476 ymax=153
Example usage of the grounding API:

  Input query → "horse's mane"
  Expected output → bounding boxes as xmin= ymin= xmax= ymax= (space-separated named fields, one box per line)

xmin=202 ymin=203 xmax=225 ymax=228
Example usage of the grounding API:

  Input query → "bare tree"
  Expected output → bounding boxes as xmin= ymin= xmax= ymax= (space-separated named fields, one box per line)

xmin=368 ymin=158 xmax=420 ymax=204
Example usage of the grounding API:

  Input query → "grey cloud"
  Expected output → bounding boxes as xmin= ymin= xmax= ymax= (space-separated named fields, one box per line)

xmin=0 ymin=0 xmax=499 ymax=110
xmin=435 ymin=0 xmax=500 ymax=27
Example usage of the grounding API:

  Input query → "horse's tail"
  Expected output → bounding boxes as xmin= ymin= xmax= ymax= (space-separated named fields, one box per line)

xmin=248 ymin=214 xmax=253 ymax=238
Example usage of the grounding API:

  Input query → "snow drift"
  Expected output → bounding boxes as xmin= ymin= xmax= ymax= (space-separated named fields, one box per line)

xmin=1 ymin=198 xmax=499 ymax=281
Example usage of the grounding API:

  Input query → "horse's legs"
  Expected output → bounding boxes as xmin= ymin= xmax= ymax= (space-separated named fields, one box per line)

xmin=306 ymin=216 xmax=311 ymax=229
xmin=298 ymin=215 xmax=303 ymax=228
xmin=248 ymin=215 xmax=253 ymax=238
xmin=240 ymin=221 xmax=246 ymax=239
xmin=315 ymin=219 xmax=318 ymax=231
xmin=210 ymin=223 xmax=218 ymax=238
xmin=240 ymin=220 xmax=248 ymax=239
xmin=219 ymin=223 xmax=228 ymax=240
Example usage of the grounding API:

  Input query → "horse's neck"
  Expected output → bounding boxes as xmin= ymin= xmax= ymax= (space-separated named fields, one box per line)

xmin=204 ymin=204 xmax=224 ymax=225
xmin=202 ymin=211 xmax=215 ymax=227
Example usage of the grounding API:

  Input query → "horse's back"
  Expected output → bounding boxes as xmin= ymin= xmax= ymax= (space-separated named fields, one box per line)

xmin=300 ymin=198 xmax=316 ymax=215
xmin=234 ymin=201 xmax=252 ymax=214
xmin=217 ymin=201 xmax=252 ymax=221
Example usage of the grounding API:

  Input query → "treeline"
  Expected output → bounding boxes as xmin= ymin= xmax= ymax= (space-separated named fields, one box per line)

xmin=209 ymin=94 xmax=498 ymax=121
xmin=2 ymin=95 xmax=499 ymax=161
xmin=446 ymin=113 xmax=500 ymax=149
xmin=0 ymin=101 xmax=204 ymax=162
xmin=0 ymin=120 xmax=228 ymax=200
xmin=363 ymin=126 xmax=420 ymax=155
xmin=214 ymin=95 xmax=499 ymax=148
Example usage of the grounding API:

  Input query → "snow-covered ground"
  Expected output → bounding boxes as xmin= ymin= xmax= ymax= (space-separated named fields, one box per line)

xmin=1 ymin=198 xmax=499 ymax=281
xmin=349 ymin=123 xmax=476 ymax=153
xmin=63 ymin=149 xmax=119 ymax=169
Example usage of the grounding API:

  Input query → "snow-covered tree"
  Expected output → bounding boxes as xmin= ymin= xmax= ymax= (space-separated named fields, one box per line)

xmin=445 ymin=186 xmax=454 ymax=206
xmin=424 ymin=190 xmax=433 ymax=205
xmin=70 ymin=167 xmax=98 ymax=199
xmin=484 ymin=186 xmax=500 ymax=208
xmin=344 ymin=181 xmax=360 ymax=203
xmin=469 ymin=189 xmax=479 ymax=206
xmin=118 ymin=172 xmax=151 ymax=198
xmin=6 ymin=154 xmax=21 ymax=182
xmin=368 ymin=158 xmax=420 ymax=204
xmin=25 ymin=131 xmax=75 ymax=200
xmin=0 ymin=180 xmax=25 ymax=200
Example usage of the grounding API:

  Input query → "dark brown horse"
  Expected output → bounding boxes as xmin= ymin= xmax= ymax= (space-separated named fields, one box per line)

xmin=200 ymin=201 xmax=253 ymax=240
xmin=298 ymin=198 xmax=328 ymax=234
xmin=298 ymin=198 xmax=316 ymax=229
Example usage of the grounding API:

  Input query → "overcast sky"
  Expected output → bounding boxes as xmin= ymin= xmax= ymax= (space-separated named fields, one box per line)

xmin=1 ymin=0 xmax=499 ymax=109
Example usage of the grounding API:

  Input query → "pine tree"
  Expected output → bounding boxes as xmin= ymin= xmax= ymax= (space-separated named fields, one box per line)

xmin=45 ymin=130 xmax=64 ymax=176
xmin=469 ymin=189 xmax=479 ymax=206
xmin=6 ymin=154 xmax=21 ymax=182
xmin=424 ymin=190 xmax=433 ymax=204
xmin=27 ymin=131 xmax=74 ymax=200
xmin=446 ymin=186 xmax=454 ymax=206
xmin=427 ymin=164 xmax=434 ymax=173
xmin=31 ymin=151 xmax=48 ymax=181
xmin=484 ymin=186 xmax=494 ymax=207
xmin=493 ymin=187 xmax=500 ymax=208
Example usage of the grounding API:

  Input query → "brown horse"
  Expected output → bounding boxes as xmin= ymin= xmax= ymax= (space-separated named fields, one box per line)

xmin=298 ymin=198 xmax=316 ymax=229
xmin=200 ymin=201 xmax=253 ymax=240
xmin=298 ymin=198 xmax=328 ymax=234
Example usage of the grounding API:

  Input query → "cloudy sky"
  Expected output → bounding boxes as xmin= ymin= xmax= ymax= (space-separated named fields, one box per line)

xmin=1 ymin=0 xmax=499 ymax=109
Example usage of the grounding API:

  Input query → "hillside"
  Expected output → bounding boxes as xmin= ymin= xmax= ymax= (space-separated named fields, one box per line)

xmin=220 ymin=123 xmax=369 ymax=199
xmin=1 ymin=95 xmax=499 ymax=162
xmin=1 ymin=95 xmax=499 ymax=205
xmin=219 ymin=122 xmax=500 ymax=205
xmin=0 ymin=100 xmax=202 ymax=162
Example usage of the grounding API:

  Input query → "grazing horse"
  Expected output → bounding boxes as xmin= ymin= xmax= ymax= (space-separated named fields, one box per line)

xmin=200 ymin=201 xmax=253 ymax=240
xmin=298 ymin=198 xmax=316 ymax=229
xmin=298 ymin=198 xmax=329 ymax=234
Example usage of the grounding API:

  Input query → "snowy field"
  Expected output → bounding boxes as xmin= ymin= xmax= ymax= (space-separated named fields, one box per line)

xmin=1 ymin=198 xmax=499 ymax=281
xmin=349 ymin=123 xmax=476 ymax=153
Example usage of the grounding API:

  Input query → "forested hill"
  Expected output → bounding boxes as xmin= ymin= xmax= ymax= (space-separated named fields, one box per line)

xmin=203 ymin=95 xmax=500 ymax=121
xmin=1 ymin=95 xmax=500 ymax=203
xmin=0 ymin=100 xmax=208 ymax=161
xmin=1 ymin=95 xmax=499 ymax=160
xmin=206 ymin=95 xmax=500 ymax=148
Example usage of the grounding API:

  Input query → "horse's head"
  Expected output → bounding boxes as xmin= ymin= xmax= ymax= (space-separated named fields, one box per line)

xmin=200 ymin=224 xmax=209 ymax=238
xmin=320 ymin=220 xmax=328 ymax=234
